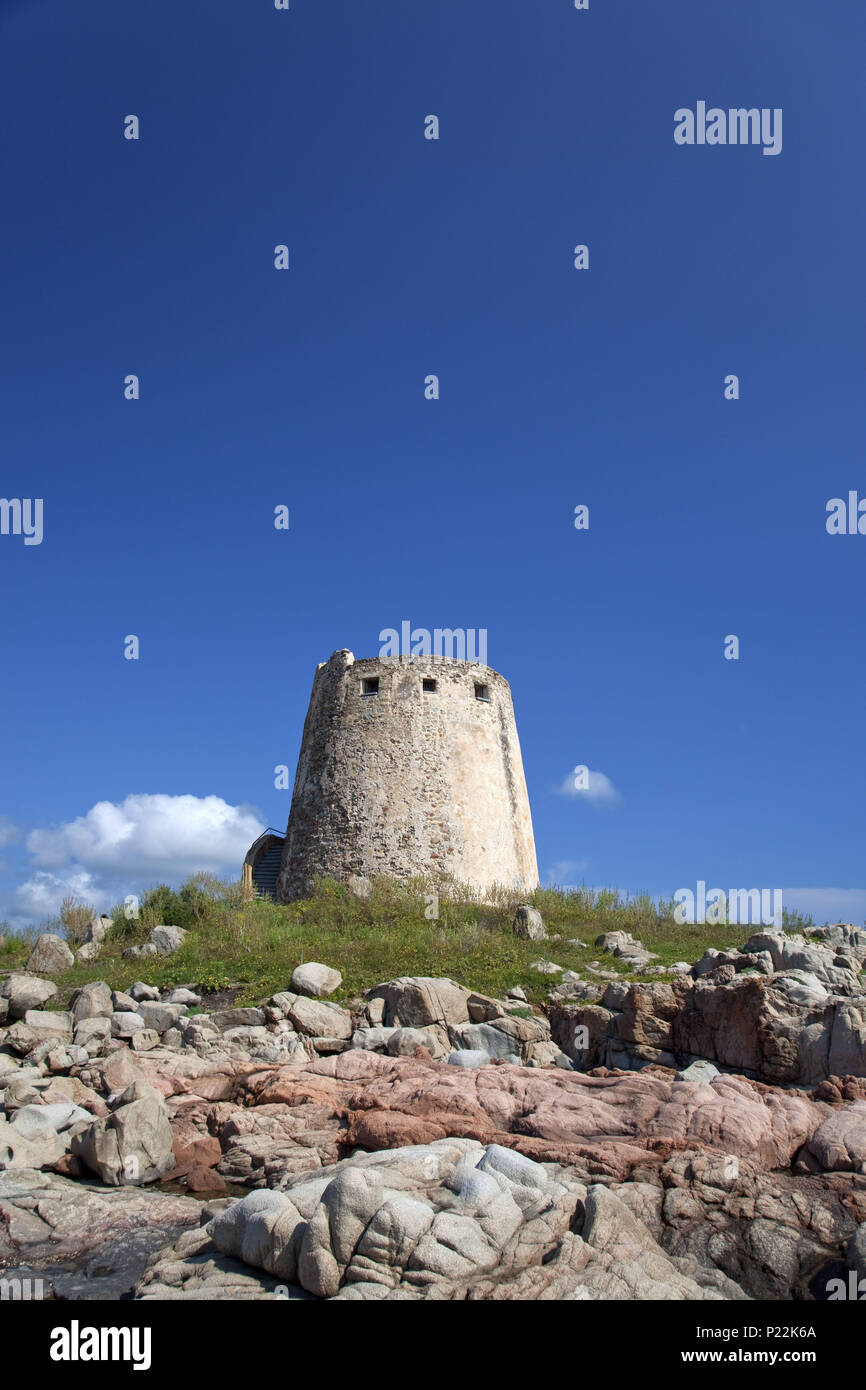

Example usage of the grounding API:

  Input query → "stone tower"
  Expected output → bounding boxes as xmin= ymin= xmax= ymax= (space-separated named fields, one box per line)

xmin=277 ymin=649 xmax=538 ymax=901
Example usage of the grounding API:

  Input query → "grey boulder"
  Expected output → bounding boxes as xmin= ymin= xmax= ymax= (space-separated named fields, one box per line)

xmin=73 ymin=1089 xmax=175 ymax=1185
xmin=25 ymin=933 xmax=74 ymax=974
xmin=513 ymin=905 xmax=547 ymax=941
xmin=291 ymin=962 xmax=343 ymax=998
xmin=1 ymin=973 xmax=59 ymax=1019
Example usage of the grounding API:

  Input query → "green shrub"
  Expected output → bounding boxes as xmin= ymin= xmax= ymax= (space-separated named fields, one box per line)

xmin=60 ymin=896 xmax=95 ymax=945
xmin=782 ymin=906 xmax=816 ymax=932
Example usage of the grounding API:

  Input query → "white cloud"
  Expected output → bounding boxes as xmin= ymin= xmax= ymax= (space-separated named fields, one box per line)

xmin=13 ymin=869 xmax=101 ymax=920
xmin=555 ymin=769 xmax=620 ymax=804
xmin=27 ymin=794 xmax=265 ymax=877
xmin=0 ymin=794 xmax=268 ymax=928
xmin=781 ymin=887 xmax=866 ymax=927
xmin=543 ymin=859 xmax=590 ymax=887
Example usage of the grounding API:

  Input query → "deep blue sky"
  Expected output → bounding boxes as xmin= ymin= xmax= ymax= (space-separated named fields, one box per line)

xmin=1 ymin=0 xmax=864 ymax=926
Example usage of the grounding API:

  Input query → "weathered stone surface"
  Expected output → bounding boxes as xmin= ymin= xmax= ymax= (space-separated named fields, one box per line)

xmin=276 ymin=650 xmax=538 ymax=903
xmin=111 ymin=1011 xmax=147 ymax=1038
xmin=86 ymin=915 xmax=112 ymax=944
xmin=3 ymin=1021 xmax=47 ymax=1055
xmin=449 ymin=1022 xmax=521 ymax=1061
xmin=73 ymin=1090 xmax=175 ymax=1186
xmin=22 ymin=1009 xmax=73 ymax=1037
xmin=7 ymin=926 xmax=866 ymax=1303
xmin=513 ymin=905 xmax=546 ymax=941
xmin=386 ymin=1025 xmax=451 ymax=1060
xmin=137 ymin=1215 xmax=307 ymax=1300
xmin=450 ymin=1014 xmax=550 ymax=1064
xmin=165 ymin=988 xmax=200 ymax=1006
xmin=1 ymin=1072 xmax=46 ymax=1109
xmin=98 ymin=1048 xmax=149 ymax=1096
xmin=351 ymin=1026 xmax=397 ymax=1052
xmin=209 ymin=1008 xmax=266 ymax=1032
xmin=448 ymin=1050 xmax=493 ymax=1069
xmin=1 ymin=973 xmax=59 ymax=1018
xmin=677 ymin=1059 xmax=719 ymax=1083
xmin=848 ymin=1221 xmax=866 ymax=1283
xmin=25 ymin=933 xmax=74 ymax=974
xmin=595 ymin=931 xmax=658 ymax=970
xmin=803 ymin=1103 xmax=866 ymax=1173
xmin=744 ymin=931 xmax=862 ymax=994
xmin=550 ymin=972 xmax=866 ymax=1086
xmin=10 ymin=1102 xmax=91 ymax=1139
xmin=291 ymin=963 xmax=343 ymax=998
xmin=0 ymin=1115 xmax=67 ymax=1171
xmin=549 ymin=976 xmax=605 ymax=1006
xmin=138 ymin=1003 xmax=186 ymax=1035
xmin=111 ymin=990 xmax=139 ymax=1012
xmin=205 ymin=1137 xmax=749 ymax=1301
xmin=123 ymin=945 xmax=158 ymax=960
xmin=813 ymin=924 xmax=866 ymax=954
xmin=467 ymin=992 xmax=508 ymax=1022
xmin=693 ymin=948 xmax=772 ymax=979
xmin=284 ymin=997 xmax=353 ymax=1040
xmin=129 ymin=981 xmax=158 ymax=1003
xmin=366 ymin=977 xmax=471 ymax=1029
xmin=71 ymin=981 xmax=114 ymax=1023
xmin=75 ymin=1016 xmax=113 ymax=1051
xmin=41 ymin=1076 xmax=109 ymax=1116
xmin=0 ymin=1167 xmax=200 ymax=1289
xmin=150 ymin=925 xmax=189 ymax=956
xmin=530 ymin=960 xmax=563 ymax=976
xmin=525 ymin=1041 xmax=572 ymax=1069
xmin=192 ymin=1048 xmax=830 ymax=1189
xmin=365 ymin=997 xmax=386 ymax=1025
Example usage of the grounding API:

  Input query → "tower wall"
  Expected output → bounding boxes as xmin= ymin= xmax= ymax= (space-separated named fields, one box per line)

xmin=277 ymin=649 xmax=539 ymax=901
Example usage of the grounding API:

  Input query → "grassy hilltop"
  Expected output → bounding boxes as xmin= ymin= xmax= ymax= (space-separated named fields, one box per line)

xmin=0 ymin=874 xmax=819 ymax=1010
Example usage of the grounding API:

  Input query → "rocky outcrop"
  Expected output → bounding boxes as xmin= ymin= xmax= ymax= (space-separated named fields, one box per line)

xmin=191 ymin=1140 xmax=744 ymax=1301
xmin=139 ymin=1131 xmax=866 ymax=1301
xmin=3 ymin=947 xmax=866 ymax=1303
xmin=0 ymin=1166 xmax=200 ymax=1298
xmin=550 ymin=968 xmax=866 ymax=1086
xmin=108 ymin=1045 xmax=859 ymax=1195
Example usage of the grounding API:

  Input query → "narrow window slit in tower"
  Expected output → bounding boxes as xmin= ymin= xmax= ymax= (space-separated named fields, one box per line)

xmin=362 ymin=677 xmax=379 ymax=696
xmin=422 ymin=678 xmax=437 ymax=693
xmin=474 ymin=683 xmax=490 ymax=702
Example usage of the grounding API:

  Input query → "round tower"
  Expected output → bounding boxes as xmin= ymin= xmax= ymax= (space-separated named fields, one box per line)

xmin=277 ymin=649 xmax=539 ymax=901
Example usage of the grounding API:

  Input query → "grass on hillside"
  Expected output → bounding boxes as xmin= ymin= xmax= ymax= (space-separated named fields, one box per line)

xmin=0 ymin=874 xmax=823 ymax=1011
